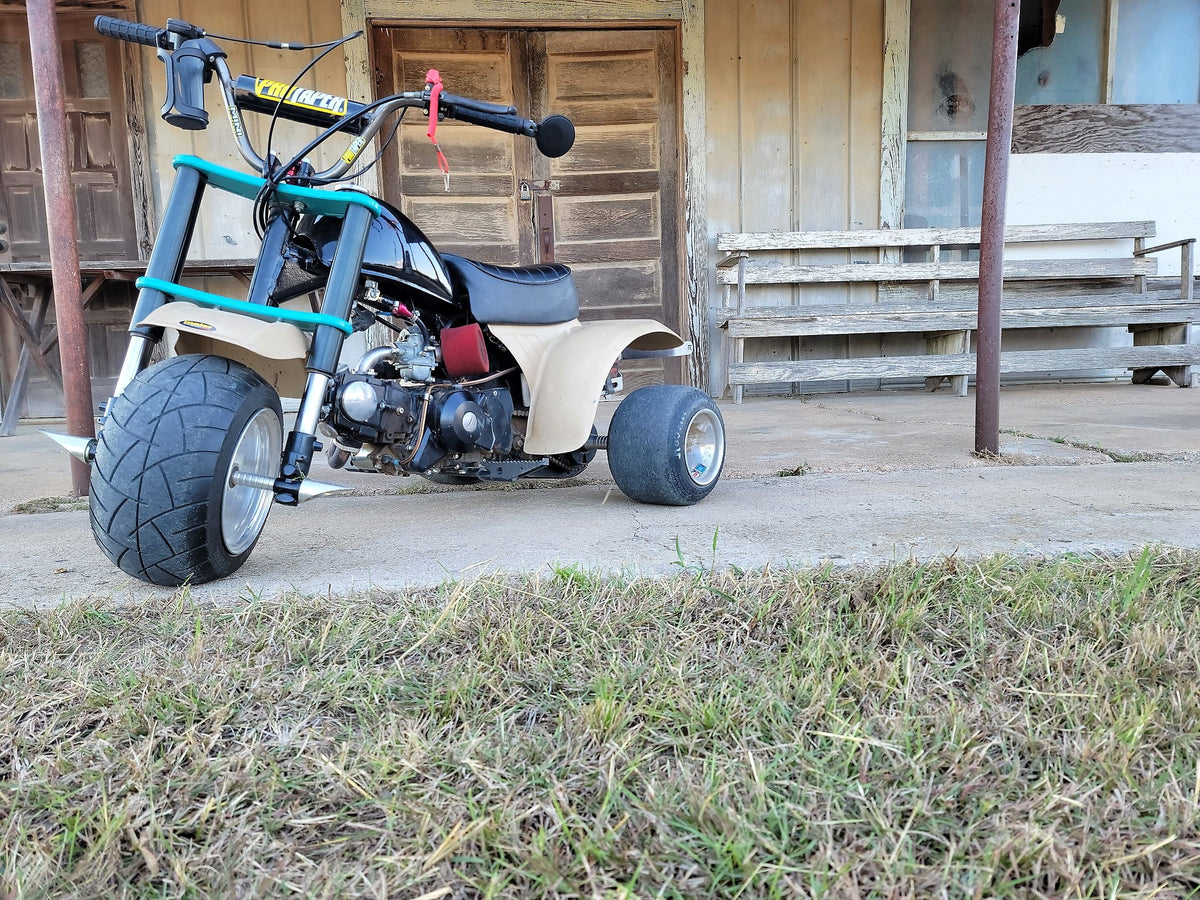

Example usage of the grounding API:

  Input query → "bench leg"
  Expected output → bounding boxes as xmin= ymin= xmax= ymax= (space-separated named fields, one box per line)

xmin=1131 ymin=323 xmax=1193 ymax=387
xmin=732 ymin=334 xmax=745 ymax=404
xmin=924 ymin=329 xmax=971 ymax=397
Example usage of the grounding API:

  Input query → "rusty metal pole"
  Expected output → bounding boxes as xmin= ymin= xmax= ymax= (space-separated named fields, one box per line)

xmin=26 ymin=0 xmax=94 ymax=496
xmin=975 ymin=0 xmax=1019 ymax=456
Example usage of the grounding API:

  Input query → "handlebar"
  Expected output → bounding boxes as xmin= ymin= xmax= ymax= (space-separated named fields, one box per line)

xmin=93 ymin=15 xmax=575 ymax=179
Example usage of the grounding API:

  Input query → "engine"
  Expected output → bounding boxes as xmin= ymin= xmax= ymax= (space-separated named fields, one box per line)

xmin=326 ymin=329 xmax=515 ymax=475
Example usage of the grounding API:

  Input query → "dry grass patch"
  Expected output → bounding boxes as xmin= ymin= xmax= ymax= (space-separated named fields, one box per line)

xmin=2 ymin=549 xmax=1200 ymax=898
xmin=9 ymin=497 xmax=89 ymax=515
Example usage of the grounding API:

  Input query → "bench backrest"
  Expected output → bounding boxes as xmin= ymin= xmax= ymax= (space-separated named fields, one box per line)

xmin=716 ymin=221 xmax=1159 ymax=287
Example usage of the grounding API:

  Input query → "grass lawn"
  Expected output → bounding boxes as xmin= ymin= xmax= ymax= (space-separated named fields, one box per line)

xmin=2 ymin=549 xmax=1199 ymax=898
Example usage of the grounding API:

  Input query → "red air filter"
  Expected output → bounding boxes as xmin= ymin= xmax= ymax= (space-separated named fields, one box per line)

xmin=441 ymin=323 xmax=490 ymax=378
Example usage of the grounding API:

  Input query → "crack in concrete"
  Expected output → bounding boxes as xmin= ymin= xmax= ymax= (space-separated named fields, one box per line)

xmin=1001 ymin=428 xmax=1199 ymax=464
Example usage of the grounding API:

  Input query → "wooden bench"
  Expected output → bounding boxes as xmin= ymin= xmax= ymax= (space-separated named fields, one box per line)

xmin=716 ymin=222 xmax=1198 ymax=403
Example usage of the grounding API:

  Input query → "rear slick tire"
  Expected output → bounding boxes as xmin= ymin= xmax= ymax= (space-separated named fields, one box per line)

xmin=89 ymin=354 xmax=283 ymax=586
xmin=606 ymin=385 xmax=725 ymax=506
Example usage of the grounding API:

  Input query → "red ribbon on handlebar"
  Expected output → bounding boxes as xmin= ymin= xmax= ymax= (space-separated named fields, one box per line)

xmin=425 ymin=68 xmax=442 ymax=143
xmin=425 ymin=68 xmax=450 ymax=188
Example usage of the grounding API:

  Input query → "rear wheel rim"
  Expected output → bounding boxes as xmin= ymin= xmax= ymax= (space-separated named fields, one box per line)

xmin=684 ymin=408 xmax=723 ymax=487
xmin=221 ymin=408 xmax=281 ymax=555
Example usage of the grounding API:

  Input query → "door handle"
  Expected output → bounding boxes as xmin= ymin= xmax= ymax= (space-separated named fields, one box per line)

xmin=536 ymin=194 xmax=555 ymax=263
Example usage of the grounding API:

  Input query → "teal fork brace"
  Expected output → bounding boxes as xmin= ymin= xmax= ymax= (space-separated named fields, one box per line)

xmin=125 ymin=154 xmax=381 ymax=497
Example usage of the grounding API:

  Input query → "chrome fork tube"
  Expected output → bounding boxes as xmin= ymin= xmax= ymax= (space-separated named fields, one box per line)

xmin=112 ymin=334 xmax=155 ymax=398
xmin=295 ymin=372 xmax=331 ymax=437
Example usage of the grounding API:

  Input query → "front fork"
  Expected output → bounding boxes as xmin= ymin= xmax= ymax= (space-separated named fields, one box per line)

xmin=106 ymin=170 xmax=376 ymax=504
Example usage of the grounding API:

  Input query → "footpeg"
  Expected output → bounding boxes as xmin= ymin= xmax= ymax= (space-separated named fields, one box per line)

xmin=40 ymin=430 xmax=97 ymax=464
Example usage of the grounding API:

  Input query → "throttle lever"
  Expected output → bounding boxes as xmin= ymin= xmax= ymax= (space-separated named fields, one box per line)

xmin=157 ymin=37 xmax=224 ymax=131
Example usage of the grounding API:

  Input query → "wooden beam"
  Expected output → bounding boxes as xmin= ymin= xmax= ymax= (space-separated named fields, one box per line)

xmin=731 ymin=344 xmax=1200 ymax=384
xmin=121 ymin=34 xmax=155 ymax=256
xmin=1013 ymin=105 xmax=1200 ymax=154
xmin=879 ymin=0 xmax=909 ymax=231
xmin=717 ymin=257 xmax=1158 ymax=285
xmin=0 ymin=285 xmax=62 ymax=436
xmin=341 ymin=0 xmax=381 ymax=199
xmin=726 ymin=305 xmax=1197 ymax=338
xmin=364 ymin=0 xmax=684 ymax=20
xmin=1102 ymin=0 xmax=1118 ymax=104
xmin=681 ymin=0 xmax=707 ymax=390
xmin=718 ymin=221 xmax=1157 ymax=251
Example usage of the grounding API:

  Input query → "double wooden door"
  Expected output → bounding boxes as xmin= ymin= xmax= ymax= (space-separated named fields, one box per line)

xmin=0 ymin=12 xmax=137 ymax=264
xmin=373 ymin=25 xmax=683 ymax=385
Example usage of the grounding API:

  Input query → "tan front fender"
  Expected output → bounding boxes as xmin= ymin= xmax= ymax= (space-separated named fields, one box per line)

xmin=137 ymin=300 xmax=310 ymax=398
xmin=489 ymin=319 xmax=688 ymax=455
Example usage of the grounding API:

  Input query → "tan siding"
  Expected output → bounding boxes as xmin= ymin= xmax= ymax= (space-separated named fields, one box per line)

xmin=139 ymin=0 xmax=348 ymax=260
xmin=704 ymin=0 xmax=885 ymax=394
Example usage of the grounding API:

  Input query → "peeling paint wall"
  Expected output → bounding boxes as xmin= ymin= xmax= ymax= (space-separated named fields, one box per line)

xmin=1008 ymin=153 xmax=1200 ymax=276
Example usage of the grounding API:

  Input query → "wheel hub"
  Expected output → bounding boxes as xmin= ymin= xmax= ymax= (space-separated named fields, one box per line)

xmin=221 ymin=408 xmax=281 ymax=555
xmin=684 ymin=408 xmax=724 ymax=487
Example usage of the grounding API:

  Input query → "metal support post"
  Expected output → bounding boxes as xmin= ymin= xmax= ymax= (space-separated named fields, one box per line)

xmin=975 ymin=0 xmax=1019 ymax=456
xmin=27 ymin=0 xmax=92 ymax=496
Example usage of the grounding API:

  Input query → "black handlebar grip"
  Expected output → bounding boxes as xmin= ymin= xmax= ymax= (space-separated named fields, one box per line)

xmin=440 ymin=92 xmax=519 ymax=117
xmin=447 ymin=105 xmax=537 ymax=138
xmin=94 ymin=15 xmax=161 ymax=46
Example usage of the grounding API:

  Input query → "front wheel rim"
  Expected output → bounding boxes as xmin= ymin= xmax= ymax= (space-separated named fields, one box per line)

xmin=683 ymin=408 xmax=724 ymax=487
xmin=221 ymin=408 xmax=281 ymax=555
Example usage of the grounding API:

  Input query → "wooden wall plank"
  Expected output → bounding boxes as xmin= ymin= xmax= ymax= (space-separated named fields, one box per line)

xmin=703 ymin=0 xmax=740 ymax=393
xmin=796 ymin=0 xmax=851 ymax=233
xmin=363 ymin=0 xmax=683 ymax=21
xmin=1012 ymin=104 xmax=1200 ymax=154
xmin=736 ymin=0 xmax=794 ymax=381
xmin=850 ymin=0 xmax=883 ymax=233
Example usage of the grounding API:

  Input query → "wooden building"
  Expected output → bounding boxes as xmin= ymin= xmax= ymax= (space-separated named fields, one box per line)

xmin=2 ymin=0 xmax=1197 ymax=418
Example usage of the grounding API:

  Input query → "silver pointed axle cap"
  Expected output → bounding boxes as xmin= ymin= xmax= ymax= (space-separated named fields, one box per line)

xmin=40 ymin=430 xmax=97 ymax=464
xmin=229 ymin=468 xmax=351 ymax=504
xmin=296 ymin=479 xmax=352 ymax=503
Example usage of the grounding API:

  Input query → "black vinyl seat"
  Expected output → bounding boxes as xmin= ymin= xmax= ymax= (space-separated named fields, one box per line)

xmin=442 ymin=254 xmax=579 ymax=325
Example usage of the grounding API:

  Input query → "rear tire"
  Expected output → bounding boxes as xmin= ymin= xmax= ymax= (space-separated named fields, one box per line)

xmin=89 ymin=354 xmax=283 ymax=586
xmin=606 ymin=385 xmax=725 ymax=505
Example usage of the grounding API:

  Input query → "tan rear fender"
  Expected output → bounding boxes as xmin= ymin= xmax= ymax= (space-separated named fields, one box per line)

xmin=137 ymin=301 xmax=310 ymax=398
xmin=489 ymin=319 xmax=688 ymax=455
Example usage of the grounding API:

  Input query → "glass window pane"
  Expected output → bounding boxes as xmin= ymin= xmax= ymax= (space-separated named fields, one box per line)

xmin=903 ymin=141 xmax=985 ymax=229
xmin=908 ymin=0 xmax=991 ymax=132
xmin=1114 ymin=0 xmax=1200 ymax=103
xmin=0 ymin=43 xmax=23 ymax=99
xmin=76 ymin=42 xmax=109 ymax=100
xmin=1015 ymin=0 xmax=1103 ymax=104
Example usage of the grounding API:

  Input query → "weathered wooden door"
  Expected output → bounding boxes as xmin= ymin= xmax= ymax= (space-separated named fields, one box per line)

xmin=0 ymin=12 xmax=137 ymax=419
xmin=373 ymin=25 xmax=682 ymax=386
xmin=0 ymin=12 xmax=137 ymax=264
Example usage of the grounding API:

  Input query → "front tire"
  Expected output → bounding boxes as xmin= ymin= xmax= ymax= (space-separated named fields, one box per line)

xmin=90 ymin=354 xmax=283 ymax=586
xmin=606 ymin=385 xmax=725 ymax=506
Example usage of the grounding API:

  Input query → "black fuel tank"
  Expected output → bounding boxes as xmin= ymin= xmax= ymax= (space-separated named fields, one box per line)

xmin=300 ymin=198 xmax=456 ymax=306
